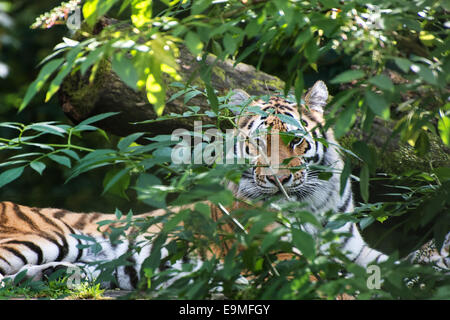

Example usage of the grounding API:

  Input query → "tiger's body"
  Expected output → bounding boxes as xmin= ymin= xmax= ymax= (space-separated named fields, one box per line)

xmin=0 ymin=202 xmax=160 ymax=289
xmin=0 ymin=81 xmax=447 ymax=290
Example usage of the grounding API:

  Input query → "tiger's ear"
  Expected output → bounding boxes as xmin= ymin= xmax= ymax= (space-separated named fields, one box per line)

xmin=228 ymin=89 xmax=251 ymax=115
xmin=304 ymin=80 xmax=328 ymax=112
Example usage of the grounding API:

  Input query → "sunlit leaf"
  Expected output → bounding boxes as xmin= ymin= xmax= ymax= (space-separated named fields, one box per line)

xmin=438 ymin=114 xmax=450 ymax=146
xmin=20 ymin=58 xmax=64 ymax=111
xmin=131 ymin=0 xmax=152 ymax=28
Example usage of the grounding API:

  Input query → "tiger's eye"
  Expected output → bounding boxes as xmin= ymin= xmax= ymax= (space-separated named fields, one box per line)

xmin=290 ymin=137 xmax=304 ymax=148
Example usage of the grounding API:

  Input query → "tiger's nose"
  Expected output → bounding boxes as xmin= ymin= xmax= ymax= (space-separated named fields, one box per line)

xmin=266 ymin=174 xmax=292 ymax=186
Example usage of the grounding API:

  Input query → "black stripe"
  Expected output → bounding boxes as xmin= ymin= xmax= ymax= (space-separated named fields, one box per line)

xmin=33 ymin=208 xmax=64 ymax=232
xmin=52 ymin=210 xmax=68 ymax=219
xmin=53 ymin=231 xmax=69 ymax=261
xmin=61 ymin=221 xmax=84 ymax=261
xmin=351 ymin=245 xmax=366 ymax=263
xmin=375 ymin=253 xmax=384 ymax=263
xmin=124 ymin=241 xmax=138 ymax=288
xmin=33 ymin=209 xmax=71 ymax=261
xmin=4 ymin=247 xmax=27 ymax=265
xmin=314 ymin=188 xmax=334 ymax=211
xmin=13 ymin=204 xmax=38 ymax=230
xmin=74 ymin=214 xmax=89 ymax=230
xmin=340 ymin=223 xmax=354 ymax=248
xmin=124 ymin=264 xmax=138 ymax=289
xmin=304 ymin=109 xmax=322 ymax=124
xmin=338 ymin=186 xmax=353 ymax=213
xmin=0 ymin=256 xmax=11 ymax=267
xmin=0 ymin=202 xmax=6 ymax=224
xmin=6 ymin=240 xmax=44 ymax=265
xmin=39 ymin=233 xmax=68 ymax=262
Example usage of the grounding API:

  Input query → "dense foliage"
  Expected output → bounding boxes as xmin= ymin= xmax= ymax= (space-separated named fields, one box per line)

xmin=0 ymin=0 xmax=449 ymax=299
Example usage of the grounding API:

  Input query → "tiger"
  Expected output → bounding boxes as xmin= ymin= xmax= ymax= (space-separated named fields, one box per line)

xmin=0 ymin=81 xmax=447 ymax=291
xmin=227 ymin=80 xmax=388 ymax=266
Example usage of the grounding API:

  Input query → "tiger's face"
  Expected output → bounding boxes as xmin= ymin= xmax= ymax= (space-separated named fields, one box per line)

xmin=229 ymin=81 xmax=334 ymax=201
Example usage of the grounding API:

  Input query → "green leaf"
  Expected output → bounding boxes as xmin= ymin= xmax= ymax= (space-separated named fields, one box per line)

xmin=415 ymin=130 xmax=430 ymax=157
xmin=75 ymin=112 xmax=120 ymax=128
xmin=438 ymin=114 xmax=450 ymax=146
xmin=131 ymin=0 xmax=152 ymax=28
xmin=27 ymin=123 xmax=67 ymax=137
xmin=364 ymin=91 xmax=390 ymax=120
xmin=416 ymin=65 xmax=438 ymax=85
xmin=117 ymin=132 xmax=145 ymax=151
xmin=45 ymin=45 xmax=82 ymax=102
xmin=294 ymin=71 xmax=304 ymax=106
xmin=191 ymin=0 xmax=212 ymax=15
xmin=318 ymin=172 xmax=333 ymax=181
xmin=292 ymin=228 xmax=315 ymax=259
xmin=368 ymin=74 xmax=394 ymax=91
xmin=433 ymin=167 xmax=450 ymax=182
xmin=261 ymin=227 xmax=285 ymax=252
xmin=275 ymin=113 xmax=303 ymax=129
xmin=136 ymin=173 xmax=167 ymax=208
xmin=334 ymin=101 xmax=357 ymax=139
xmin=45 ymin=64 xmax=71 ymax=102
xmin=330 ymin=70 xmax=365 ymax=84
xmin=294 ymin=27 xmax=313 ymax=47
xmin=163 ymin=210 xmax=188 ymax=233
xmin=359 ymin=164 xmax=370 ymax=203
xmin=320 ymin=0 xmax=339 ymax=9
xmin=304 ymin=39 xmax=319 ymax=63
xmin=223 ymin=33 xmax=237 ymax=55
xmin=30 ymin=161 xmax=46 ymax=175
xmin=81 ymin=46 xmax=105 ymax=75
xmin=59 ymin=149 xmax=80 ymax=161
xmin=83 ymin=0 xmax=119 ymax=28
xmin=205 ymin=84 xmax=219 ymax=114
xmin=352 ymin=141 xmax=377 ymax=174
xmin=211 ymin=39 xmax=223 ymax=57
xmin=112 ymin=53 xmax=138 ymax=90
xmin=183 ymin=89 xmax=203 ymax=103
xmin=393 ymin=58 xmax=411 ymax=73
xmin=185 ymin=32 xmax=203 ymax=56
xmin=244 ymin=19 xmax=261 ymax=38
xmin=102 ymin=167 xmax=131 ymax=198
xmin=146 ymin=61 xmax=165 ymax=116
xmin=48 ymin=154 xmax=71 ymax=168
xmin=0 ymin=166 xmax=25 ymax=188
xmin=340 ymin=157 xmax=352 ymax=196
xmin=19 ymin=58 xmax=65 ymax=111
